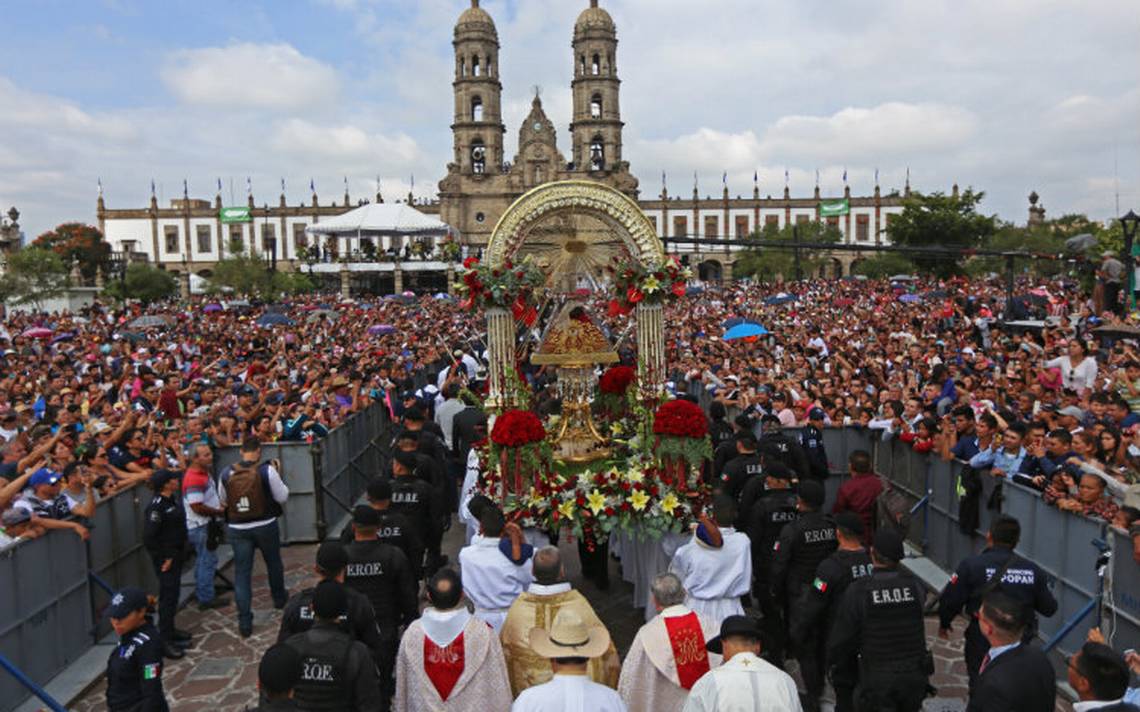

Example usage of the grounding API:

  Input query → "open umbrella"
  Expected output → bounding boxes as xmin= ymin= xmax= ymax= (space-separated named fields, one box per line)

xmin=51 ymin=332 xmax=75 ymax=344
xmin=202 ymin=303 xmax=223 ymax=313
xmin=130 ymin=315 xmax=172 ymax=329
xmin=256 ymin=313 xmax=295 ymax=327
xmin=889 ymin=274 xmax=917 ymax=282
xmin=1092 ymin=323 xmax=1140 ymax=339
xmin=368 ymin=324 xmax=397 ymax=336
xmin=898 ymin=293 xmax=921 ymax=303
xmin=21 ymin=327 xmax=53 ymax=339
xmin=307 ymin=309 xmax=339 ymax=322
xmin=924 ymin=290 xmax=948 ymax=300
xmin=402 ymin=290 xmax=415 ymax=298
xmin=724 ymin=322 xmax=769 ymax=340
xmin=722 ymin=317 xmax=749 ymax=329
xmin=763 ymin=294 xmax=797 ymax=306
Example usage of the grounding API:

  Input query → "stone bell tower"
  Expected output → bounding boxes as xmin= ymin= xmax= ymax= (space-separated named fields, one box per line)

xmin=451 ymin=0 xmax=506 ymax=177
xmin=569 ymin=0 xmax=625 ymax=175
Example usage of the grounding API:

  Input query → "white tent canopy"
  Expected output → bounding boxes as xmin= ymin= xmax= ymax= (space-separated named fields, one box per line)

xmin=304 ymin=203 xmax=451 ymax=237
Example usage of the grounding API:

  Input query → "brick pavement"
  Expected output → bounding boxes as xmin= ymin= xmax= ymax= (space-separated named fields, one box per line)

xmin=71 ymin=526 xmax=1074 ymax=711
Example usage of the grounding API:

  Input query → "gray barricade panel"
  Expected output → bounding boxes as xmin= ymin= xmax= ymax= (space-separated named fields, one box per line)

xmin=1108 ymin=528 xmax=1140 ymax=654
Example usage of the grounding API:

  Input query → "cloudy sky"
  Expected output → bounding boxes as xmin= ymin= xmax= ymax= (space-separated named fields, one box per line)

xmin=2 ymin=0 xmax=1138 ymax=240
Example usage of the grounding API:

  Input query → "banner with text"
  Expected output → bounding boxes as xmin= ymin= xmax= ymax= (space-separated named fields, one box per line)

xmin=219 ymin=206 xmax=252 ymax=223
xmin=819 ymin=199 xmax=849 ymax=217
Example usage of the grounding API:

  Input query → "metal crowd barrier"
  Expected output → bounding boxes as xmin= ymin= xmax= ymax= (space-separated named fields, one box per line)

xmin=214 ymin=403 xmax=393 ymax=543
xmin=86 ymin=485 xmax=160 ymax=640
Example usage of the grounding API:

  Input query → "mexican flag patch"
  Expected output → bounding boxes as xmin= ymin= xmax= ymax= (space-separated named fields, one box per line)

xmin=813 ymin=577 xmax=828 ymax=593
xmin=143 ymin=663 xmax=160 ymax=680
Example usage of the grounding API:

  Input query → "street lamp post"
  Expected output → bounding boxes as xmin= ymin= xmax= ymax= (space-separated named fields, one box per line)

xmin=1123 ymin=210 xmax=1140 ymax=312
xmin=263 ymin=204 xmax=277 ymax=273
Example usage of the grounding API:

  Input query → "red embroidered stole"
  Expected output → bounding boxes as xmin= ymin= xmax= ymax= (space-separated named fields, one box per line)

xmin=663 ymin=613 xmax=709 ymax=690
xmin=423 ymin=632 xmax=465 ymax=701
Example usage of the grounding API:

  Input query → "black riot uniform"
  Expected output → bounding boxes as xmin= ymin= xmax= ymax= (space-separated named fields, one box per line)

xmin=284 ymin=622 xmax=383 ymax=712
xmin=760 ymin=430 xmax=811 ymax=482
xmin=771 ymin=508 xmax=836 ymax=666
xmin=277 ymin=583 xmax=382 ymax=658
xmin=938 ymin=545 xmax=1057 ymax=688
xmin=142 ymin=490 xmax=187 ymax=645
xmin=343 ymin=539 xmax=418 ymax=705
xmin=338 ymin=508 xmax=423 ymax=580
xmin=828 ymin=566 xmax=931 ymax=712
xmin=719 ymin=450 xmax=763 ymax=502
xmin=742 ymin=477 xmax=799 ymax=665
xmin=106 ymin=621 xmax=169 ymax=712
xmin=390 ymin=465 xmax=441 ymax=573
xmin=799 ymin=423 xmax=830 ymax=481
xmin=793 ymin=547 xmax=873 ymax=712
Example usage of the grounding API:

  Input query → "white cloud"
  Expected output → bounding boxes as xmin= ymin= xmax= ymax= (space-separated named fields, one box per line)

xmin=161 ymin=43 xmax=340 ymax=110
xmin=269 ymin=118 xmax=422 ymax=168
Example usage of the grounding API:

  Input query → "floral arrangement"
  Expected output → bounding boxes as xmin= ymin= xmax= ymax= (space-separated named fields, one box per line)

xmin=454 ymin=255 xmax=546 ymax=324
xmin=438 ymin=236 xmax=461 ymax=262
xmin=486 ymin=409 xmax=551 ymax=500
xmin=607 ymin=255 xmax=692 ymax=315
xmin=595 ymin=364 xmax=636 ymax=417
xmin=652 ymin=399 xmax=712 ymax=489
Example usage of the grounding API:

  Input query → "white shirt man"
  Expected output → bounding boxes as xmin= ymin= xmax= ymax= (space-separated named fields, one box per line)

xmin=668 ymin=511 xmax=752 ymax=629
xmin=683 ymin=616 xmax=801 ymax=712
xmin=458 ymin=519 xmax=532 ymax=632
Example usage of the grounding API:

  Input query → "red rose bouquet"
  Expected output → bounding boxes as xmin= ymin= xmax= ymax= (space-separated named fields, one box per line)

xmin=488 ymin=409 xmax=551 ymax=501
xmin=599 ymin=365 xmax=636 ymax=395
xmin=454 ymin=255 xmax=545 ymax=324
xmin=607 ymin=255 xmax=692 ymax=313
xmin=491 ymin=409 xmax=546 ymax=447
xmin=651 ymin=399 xmax=712 ymax=492
xmin=653 ymin=399 xmax=708 ymax=438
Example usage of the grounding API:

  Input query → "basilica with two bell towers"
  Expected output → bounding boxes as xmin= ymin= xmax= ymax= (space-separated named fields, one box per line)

xmin=438 ymin=0 xmax=639 ymax=248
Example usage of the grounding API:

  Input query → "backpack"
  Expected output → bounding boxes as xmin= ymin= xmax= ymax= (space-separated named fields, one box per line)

xmin=224 ymin=460 xmax=277 ymax=524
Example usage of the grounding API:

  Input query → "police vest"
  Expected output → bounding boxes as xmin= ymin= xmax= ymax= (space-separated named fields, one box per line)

xmin=861 ymin=570 xmax=927 ymax=670
xmin=291 ymin=633 xmax=354 ymax=711
xmin=786 ymin=513 xmax=838 ymax=589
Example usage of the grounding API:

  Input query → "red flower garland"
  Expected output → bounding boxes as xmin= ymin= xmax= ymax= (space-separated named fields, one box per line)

xmin=598 ymin=365 xmax=636 ymax=395
xmin=652 ymin=399 xmax=708 ymax=439
xmin=490 ymin=409 xmax=547 ymax=448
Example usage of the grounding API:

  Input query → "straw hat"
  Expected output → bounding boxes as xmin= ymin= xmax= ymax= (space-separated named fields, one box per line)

xmin=528 ymin=610 xmax=610 ymax=659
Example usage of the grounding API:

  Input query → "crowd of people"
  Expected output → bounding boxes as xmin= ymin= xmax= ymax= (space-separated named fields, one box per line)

xmin=3 ymin=270 xmax=1140 ymax=711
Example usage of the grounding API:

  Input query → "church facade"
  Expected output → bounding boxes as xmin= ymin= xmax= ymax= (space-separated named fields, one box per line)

xmin=96 ymin=0 xmax=926 ymax=288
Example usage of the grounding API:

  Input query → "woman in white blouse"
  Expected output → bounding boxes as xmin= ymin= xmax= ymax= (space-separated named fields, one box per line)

xmin=1044 ymin=339 xmax=1098 ymax=392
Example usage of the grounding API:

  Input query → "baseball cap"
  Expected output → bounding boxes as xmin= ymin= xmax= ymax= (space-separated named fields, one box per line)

xmin=834 ymin=511 xmax=864 ymax=538
xmin=107 ymin=587 xmax=149 ymax=618
xmin=312 ymin=580 xmax=348 ymax=619
xmin=366 ymin=478 xmax=392 ymax=502
xmin=808 ymin=407 xmax=826 ymax=421
xmin=798 ymin=480 xmax=826 ymax=509
xmin=1 ymin=508 xmax=31 ymax=527
xmin=1059 ymin=406 xmax=1085 ymax=419
xmin=29 ymin=468 xmax=62 ymax=488
xmin=315 ymin=541 xmax=348 ymax=574
xmin=150 ymin=469 xmax=181 ymax=490
xmin=873 ymin=528 xmax=906 ymax=562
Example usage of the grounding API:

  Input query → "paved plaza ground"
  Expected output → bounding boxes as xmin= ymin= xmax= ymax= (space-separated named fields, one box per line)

xmin=71 ymin=520 xmax=1073 ymax=711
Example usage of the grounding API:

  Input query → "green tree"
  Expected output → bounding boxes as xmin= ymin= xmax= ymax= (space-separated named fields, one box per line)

xmin=887 ymin=188 xmax=995 ymax=277
xmin=852 ymin=253 xmax=916 ymax=279
xmin=102 ymin=263 xmax=177 ymax=304
xmin=32 ymin=223 xmax=110 ymax=282
xmin=2 ymin=247 xmax=69 ymax=309
xmin=964 ymin=220 xmax=1071 ymax=278
xmin=210 ymin=248 xmax=317 ymax=299
xmin=733 ymin=221 xmax=840 ymax=282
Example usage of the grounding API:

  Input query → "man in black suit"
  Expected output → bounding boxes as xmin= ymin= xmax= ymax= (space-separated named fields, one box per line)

xmin=1067 ymin=642 xmax=1139 ymax=711
xmin=966 ymin=591 xmax=1055 ymax=712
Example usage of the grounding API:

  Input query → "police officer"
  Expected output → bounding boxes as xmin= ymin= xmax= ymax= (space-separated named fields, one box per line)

xmin=105 ymin=587 xmax=169 ymax=712
xmin=800 ymin=407 xmax=830 ymax=481
xmin=339 ymin=477 xmax=423 ymax=580
xmin=792 ymin=512 xmax=873 ymax=712
xmin=937 ymin=514 xmax=1057 ymax=689
xmin=828 ymin=529 xmax=931 ymax=712
xmin=741 ymin=467 xmax=799 ymax=666
xmin=253 ymin=644 xmax=303 ymax=711
xmin=389 ymin=450 xmax=439 ymax=574
xmin=277 ymin=541 xmax=382 ymax=658
xmin=142 ymin=469 xmax=191 ymax=659
xmin=719 ymin=430 xmax=763 ymax=502
xmin=284 ymin=581 xmax=383 ymax=712
xmin=344 ymin=505 xmax=418 ymax=710
xmin=771 ymin=480 xmax=836 ymax=670
xmin=759 ymin=414 xmax=811 ymax=481
xmin=711 ymin=414 xmax=756 ymax=483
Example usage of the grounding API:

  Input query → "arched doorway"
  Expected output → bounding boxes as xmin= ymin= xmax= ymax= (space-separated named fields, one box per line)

xmin=483 ymin=180 xmax=667 ymax=405
xmin=698 ymin=259 xmax=723 ymax=283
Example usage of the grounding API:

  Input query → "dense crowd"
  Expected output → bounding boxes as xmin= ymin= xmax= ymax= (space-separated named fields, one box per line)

xmin=4 ymin=272 xmax=1140 ymax=712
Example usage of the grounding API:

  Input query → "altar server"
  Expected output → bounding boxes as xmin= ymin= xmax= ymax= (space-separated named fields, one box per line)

xmin=668 ymin=496 xmax=752 ymax=629
xmin=457 ymin=506 xmax=532 ymax=632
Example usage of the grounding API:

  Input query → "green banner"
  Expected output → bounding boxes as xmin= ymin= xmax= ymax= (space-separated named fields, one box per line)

xmin=219 ymin=206 xmax=252 ymax=223
xmin=819 ymin=198 xmax=849 ymax=217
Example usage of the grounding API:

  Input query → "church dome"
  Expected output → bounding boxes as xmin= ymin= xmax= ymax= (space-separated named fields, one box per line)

xmin=574 ymin=0 xmax=615 ymax=36
xmin=455 ymin=0 xmax=497 ymax=39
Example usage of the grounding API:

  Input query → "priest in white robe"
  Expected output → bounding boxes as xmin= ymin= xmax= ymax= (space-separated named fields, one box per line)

xmin=512 ymin=609 xmax=627 ymax=712
xmin=668 ymin=497 xmax=752 ymax=628
xmin=395 ymin=568 xmax=514 ymax=712
xmin=458 ymin=507 xmax=533 ymax=632
xmin=683 ymin=615 xmax=801 ymax=712
xmin=618 ymin=572 xmax=722 ymax=712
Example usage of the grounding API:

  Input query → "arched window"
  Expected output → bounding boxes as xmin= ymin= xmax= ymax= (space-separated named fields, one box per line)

xmin=590 ymin=94 xmax=602 ymax=119
xmin=534 ymin=165 xmax=545 ymax=184
xmin=472 ymin=56 xmax=481 ymax=76
xmin=579 ymin=55 xmax=586 ymax=76
xmin=471 ymin=139 xmax=486 ymax=174
xmin=591 ymin=53 xmax=600 ymax=75
xmin=589 ymin=136 xmax=605 ymax=171
xmin=472 ymin=96 xmax=483 ymax=122
xmin=459 ymin=57 xmax=466 ymax=77
xmin=486 ymin=58 xmax=493 ymax=77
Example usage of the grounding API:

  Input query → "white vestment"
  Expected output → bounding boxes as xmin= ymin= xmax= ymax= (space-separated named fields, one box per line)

xmin=617 ymin=605 xmax=721 ymax=712
xmin=394 ymin=607 xmax=513 ymax=712
xmin=458 ymin=535 xmax=533 ymax=632
xmin=668 ymin=527 xmax=752 ymax=628
xmin=458 ymin=449 xmax=481 ymax=546
xmin=682 ymin=652 xmax=802 ymax=712
xmin=512 ymin=674 xmax=628 ymax=712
